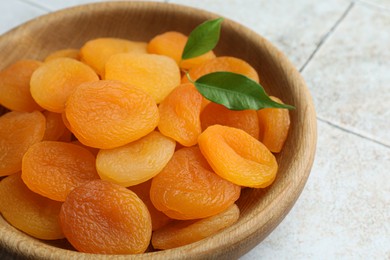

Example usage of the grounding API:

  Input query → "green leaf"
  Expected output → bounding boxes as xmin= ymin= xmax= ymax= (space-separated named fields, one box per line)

xmin=194 ymin=72 xmax=295 ymax=110
xmin=182 ymin=17 xmax=223 ymax=60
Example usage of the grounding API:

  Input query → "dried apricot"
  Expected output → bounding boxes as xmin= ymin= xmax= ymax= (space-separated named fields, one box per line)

xmin=0 ymin=173 xmax=64 ymax=240
xmin=60 ymin=180 xmax=152 ymax=254
xmin=105 ymin=53 xmax=180 ymax=103
xmin=182 ymin=56 xmax=260 ymax=83
xmin=0 ymin=60 xmax=43 ymax=112
xmin=65 ymin=80 xmax=159 ymax=149
xmin=150 ymin=147 xmax=240 ymax=220
xmin=147 ymin=31 xmax=215 ymax=70
xmin=198 ymin=125 xmax=278 ymax=188
xmin=158 ymin=83 xmax=203 ymax=147
xmin=152 ymin=204 xmax=239 ymax=249
xmin=201 ymin=102 xmax=259 ymax=139
xmin=42 ymin=111 xmax=67 ymax=141
xmin=80 ymin=37 xmax=147 ymax=76
xmin=129 ymin=180 xmax=172 ymax=231
xmin=44 ymin=48 xmax=80 ymax=62
xmin=21 ymin=141 xmax=99 ymax=201
xmin=96 ymin=131 xmax=176 ymax=187
xmin=258 ymin=96 xmax=291 ymax=153
xmin=0 ymin=111 xmax=46 ymax=176
xmin=30 ymin=57 xmax=99 ymax=113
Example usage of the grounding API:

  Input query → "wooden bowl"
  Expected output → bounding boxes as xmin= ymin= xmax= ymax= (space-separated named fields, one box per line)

xmin=0 ymin=2 xmax=317 ymax=259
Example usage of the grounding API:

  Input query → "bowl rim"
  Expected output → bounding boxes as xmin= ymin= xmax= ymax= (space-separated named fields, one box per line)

xmin=0 ymin=1 xmax=317 ymax=259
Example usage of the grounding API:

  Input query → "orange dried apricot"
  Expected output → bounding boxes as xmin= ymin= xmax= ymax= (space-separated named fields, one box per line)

xmin=80 ymin=37 xmax=147 ymax=76
xmin=96 ymin=131 xmax=176 ymax=187
xmin=0 ymin=111 xmax=46 ymax=176
xmin=147 ymin=31 xmax=215 ymax=70
xmin=258 ymin=96 xmax=291 ymax=153
xmin=65 ymin=80 xmax=159 ymax=149
xmin=44 ymin=48 xmax=80 ymax=62
xmin=158 ymin=83 xmax=203 ymax=147
xmin=150 ymin=147 xmax=241 ymax=220
xmin=129 ymin=180 xmax=172 ymax=231
xmin=200 ymin=102 xmax=260 ymax=139
xmin=182 ymin=56 xmax=260 ymax=83
xmin=0 ymin=173 xmax=64 ymax=240
xmin=0 ymin=60 xmax=43 ymax=112
xmin=198 ymin=125 xmax=278 ymax=188
xmin=42 ymin=111 xmax=67 ymax=141
xmin=60 ymin=179 xmax=152 ymax=254
xmin=152 ymin=204 xmax=239 ymax=249
xmin=105 ymin=53 xmax=180 ymax=103
xmin=21 ymin=141 xmax=99 ymax=201
xmin=30 ymin=57 xmax=99 ymax=113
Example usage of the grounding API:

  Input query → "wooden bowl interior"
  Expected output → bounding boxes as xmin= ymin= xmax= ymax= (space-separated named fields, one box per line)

xmin=0 ymin=2 xmax=317 ymax=259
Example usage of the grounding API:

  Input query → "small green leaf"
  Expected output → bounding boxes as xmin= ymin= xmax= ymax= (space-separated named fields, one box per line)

xmin=194 ymin=72 xmax=295 ymax=110
xmin=182 ymin=17 xmax=223 ymax=60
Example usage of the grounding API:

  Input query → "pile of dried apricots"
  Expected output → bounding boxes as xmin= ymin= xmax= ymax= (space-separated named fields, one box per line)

xmin=0 ymin=30 xmax=290 ymax=254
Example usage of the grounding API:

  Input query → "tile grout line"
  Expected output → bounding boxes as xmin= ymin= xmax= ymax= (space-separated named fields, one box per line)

xmin=17 ymin=0 xmax=52 ymax=12
xmin=317 ymin=117 xmax=390 ymax=149
xmin=299 ymin=1 xmax=355 ymax=73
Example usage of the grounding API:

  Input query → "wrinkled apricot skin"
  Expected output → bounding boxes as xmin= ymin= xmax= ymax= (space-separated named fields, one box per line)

xmin=80 ymin=37 xmax=147 ymax=76
xmin=105 ymin=53 xmax=180 ymax=103
xmin=258 ymin=96 xmax=291 ymax=153
xmin=182 ymin=56 xmax=260 ymax=83
xmin=30 ymin=57 xmax=99 ymax=113
xmin=198 ymin=125 xmax=278 ymax=188
xmin=0 ymin=60 xmax=43 ymax=112
xmin=129 ymin=180 xmax=172 ymax=231
xmin=150 ymin=147 xmax=241 ymax=220
xmin=60 ymin=180 xmax=152 ymax=254
xmin=22 ymin=141 xmax=99 ymax=201
xmin=158 ymin=83 xmax=203 ymax=147
xmin=147 ymin=31 xmax=215 ymax=70
xmin=0 ymin=111 xmax=46 ymax=176
xmin=152 ymin=204 xmax=239 ymax=249
xmin=65 ymin=80 xmax=159 ymax=149
xmin=96 ymin=131 xmax=176 ymax=187
xmin=0 ymin=173 xmax=64 ymax=240
xmin=201 ymin=102 xmax=260 ymax=139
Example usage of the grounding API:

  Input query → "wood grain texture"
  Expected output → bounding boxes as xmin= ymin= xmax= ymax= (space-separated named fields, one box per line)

xmin=0 ymin=2 xmax=317 ymax=259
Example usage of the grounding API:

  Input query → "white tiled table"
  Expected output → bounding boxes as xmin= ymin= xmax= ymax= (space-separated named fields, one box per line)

xmin=1 ymin=0 xmax=389 ymax=259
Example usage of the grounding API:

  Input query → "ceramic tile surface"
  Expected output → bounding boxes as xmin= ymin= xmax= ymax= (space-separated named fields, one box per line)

xmin=302 ymin=2 xmax=390 ymax=146
xmin=1 ymin=0 xmax=390 ymax=259
xmin=167 ymin=0 xmax=352 ymax=69
xmin=0 ymin=1 xmax=46 ymax=34
xmin=360 ymin=0 xmax=390 ymax=10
